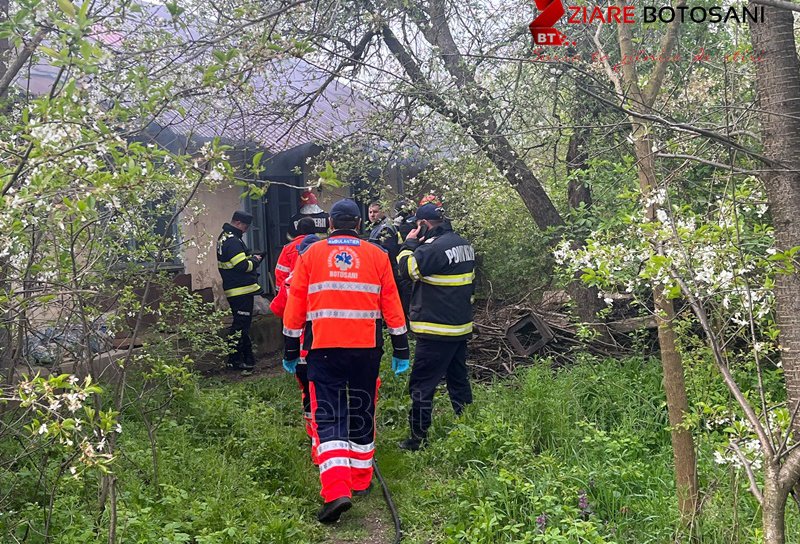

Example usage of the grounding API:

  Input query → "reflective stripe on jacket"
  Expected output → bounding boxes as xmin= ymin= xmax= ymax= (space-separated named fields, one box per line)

xmin=397 ymin=224 xmax=475 ymax=341
xmin=274 ymin=236 xmax=305 ymax=289
xmin=283 ymin=231 xmax=407 ymax=349
xmin=217 ymin=223 xmax=260 ymax=298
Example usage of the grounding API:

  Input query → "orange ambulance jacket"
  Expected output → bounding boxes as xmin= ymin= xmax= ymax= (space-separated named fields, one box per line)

xmin=283 ymin=231 xmax=407 ymax=348
xmin=274 ymin=235 xmax=305 ymax=290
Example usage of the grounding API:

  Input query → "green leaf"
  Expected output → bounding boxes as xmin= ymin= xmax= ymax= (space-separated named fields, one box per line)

xmin=165 ymin=1 xmax=185 ymax=17
xmin=57 ymin=0 xmax=77 ymax=18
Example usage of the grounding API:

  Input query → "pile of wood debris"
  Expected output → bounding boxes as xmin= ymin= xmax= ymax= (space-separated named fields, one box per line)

xmin=467 ymin=291 xmax=658 ymax=380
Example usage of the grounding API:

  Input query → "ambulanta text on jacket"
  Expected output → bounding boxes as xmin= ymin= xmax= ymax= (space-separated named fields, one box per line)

xmin=397 ymin=223 xmax=475 ymax=339
xmin=217 ymin=223 xmax=261 ymax=298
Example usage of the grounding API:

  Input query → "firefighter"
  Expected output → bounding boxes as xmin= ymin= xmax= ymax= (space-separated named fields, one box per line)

xmin=269 ymin=233 xmax=321 ymax=464
xmin=288 ymin=190 xmax=329 ymax=237
xmin=368 ymin=204 xmax=402 ymax=265
xmin=282 ymin=199 xmax=410 ymax=524
xmin=365 ymin=201 xmax=385 ymax=233
xmin=217 ymin=211 xmax=264 ymax=372
xmin=396 ymin=202 xmax=476 ymax=451
xmin=275 ymin=217 xmax=317 ymax=289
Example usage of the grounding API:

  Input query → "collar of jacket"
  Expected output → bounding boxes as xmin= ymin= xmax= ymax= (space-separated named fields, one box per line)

xmin=426 ymin=222 xmax=453 ymax=238
xmin=329 ymin=229 xmax=360 ymax=238
xmin=222 ymin=222 xmax=244 ymax=237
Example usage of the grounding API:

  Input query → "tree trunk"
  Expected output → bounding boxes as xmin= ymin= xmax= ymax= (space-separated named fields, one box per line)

xmin=749 ymin=1 xmax=800 ymax=438
xmin=0 ymin=0 xmax=8 ymax=92
xmin=380 ymin=12 xmax=605 ymax=322
xmin=764 ymin=463 xmax=790 ymax=544
xmin=565 ymin=125 xmax=610 ymax=335
xmin=655 ymin=290 xmax=699 ymax=516
xmin=749 ymin=8 xmax=800 ymax=539
xmin=613 ymin=0 xmax=699 ymax=512
xmin=629 ymin=129 xmax=699 ymax=518
xmin=0 ymin=0 xmax=11 ymax=370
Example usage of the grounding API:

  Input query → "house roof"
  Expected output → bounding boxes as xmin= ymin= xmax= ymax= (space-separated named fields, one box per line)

xmin=15 ymin=3 xmax=376 ymax=154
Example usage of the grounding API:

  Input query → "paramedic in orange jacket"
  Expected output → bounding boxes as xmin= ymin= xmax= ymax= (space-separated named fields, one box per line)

xmin=274 ymin=217 xmax=317 ymax=289
xmin=282 ymin=199 xmax=410 ymax=524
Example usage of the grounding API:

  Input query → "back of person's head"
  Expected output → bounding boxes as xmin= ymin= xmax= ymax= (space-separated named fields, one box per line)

xmin=298 ymin=234 xmax=321 ymax=253
xmin=329 ymin=199 xmax=362 ymax=231
xmin=297 ymin=217 xmax=316 ymax=235
xmin=415 ymin=202 xmax=445 ymax=227
xmin=231 ymin=210 xmax=253 ymax=225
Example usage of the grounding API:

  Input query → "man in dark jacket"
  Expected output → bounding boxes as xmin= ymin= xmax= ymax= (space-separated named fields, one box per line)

xmin=396 ymin=203 xmax=476 ymax=450
xmin=217 ymin=211 xmax=263 ymax=371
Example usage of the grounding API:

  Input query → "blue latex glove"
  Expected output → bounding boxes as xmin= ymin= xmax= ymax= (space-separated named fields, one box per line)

xmin=391 ymin=357 xmax=410 ymax=375
xmin=282 ymin=358 xmax=299 ymax=374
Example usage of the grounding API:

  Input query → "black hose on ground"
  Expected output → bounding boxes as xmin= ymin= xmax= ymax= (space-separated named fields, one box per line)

xmin=373 ymin=458 xmax=402 ymax=543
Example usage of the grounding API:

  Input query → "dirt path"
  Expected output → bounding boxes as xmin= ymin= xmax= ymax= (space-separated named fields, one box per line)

xmin=320 ymin=491 xmax=396 ymax=544
xmin=197 ymin=351 xmax=284 ymax=382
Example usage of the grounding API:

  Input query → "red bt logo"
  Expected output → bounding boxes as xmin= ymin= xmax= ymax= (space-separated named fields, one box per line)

xmin=529 ymin=0 xmax=571 ymax=46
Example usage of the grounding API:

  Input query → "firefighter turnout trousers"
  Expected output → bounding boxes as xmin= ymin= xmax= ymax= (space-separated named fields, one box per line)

xmin=409 ymin=338 xmax=473 ymax=440
xmin=307 ymin=347 xmax=381 ymax=502
xmin=227 ymin=294 xmax=254 ymax=367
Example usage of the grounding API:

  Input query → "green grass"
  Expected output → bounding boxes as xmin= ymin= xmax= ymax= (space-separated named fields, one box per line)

xmin=4 ymin=355 xmax=796 ymax=543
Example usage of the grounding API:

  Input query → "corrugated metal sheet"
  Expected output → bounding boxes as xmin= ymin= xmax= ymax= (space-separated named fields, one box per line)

xmin=14 ymin=3 xmax=375 ymax=153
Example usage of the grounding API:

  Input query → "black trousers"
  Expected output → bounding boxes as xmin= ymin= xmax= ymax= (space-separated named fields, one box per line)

xmin=296 ymin=361 xmax=312 ymax=416
xmin=227 ymin=295 xmax=254 ymax=367
xmin=408 ymin=338 xmax=472 ymax=439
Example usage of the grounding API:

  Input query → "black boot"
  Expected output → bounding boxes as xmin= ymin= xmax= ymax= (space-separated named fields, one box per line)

xmin=240 ymin=348 xmax=255 ymax=371
xmin=398 ymin=436 xmax=426 ymax=451
xmin=226 ymin=351 xmax=242 ymax=369
xmin=352 ymin=482 xmax=373 ymax=497
xmin=317 ymin=496 xmax=352 ymax=523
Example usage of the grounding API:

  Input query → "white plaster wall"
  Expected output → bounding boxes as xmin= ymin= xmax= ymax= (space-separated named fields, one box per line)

xmin=180 ymin=182 xmax=244 ymax=308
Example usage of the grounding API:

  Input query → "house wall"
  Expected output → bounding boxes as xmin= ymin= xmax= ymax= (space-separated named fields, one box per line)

xmin=180 ymin=181 xmax=244 ymax=307
xmin=181 ymin=158 xmax=409 ymax=308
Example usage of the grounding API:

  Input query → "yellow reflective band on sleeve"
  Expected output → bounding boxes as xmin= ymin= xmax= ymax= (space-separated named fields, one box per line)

xmin=218 ymin=252 xmax=248 ymax=269
xmin=246 ymin=260 xmax=253 ymax=273
xmin=409 ymin=321 xmax=473 ymax=336
xmin=421 ymin=272 xmax=475 ymax=286
xmin=407 ymin=255 xmax=421 ymax=280
xmin=396 ymin=249 xmax=413 ymax=263
xmin=230 ymin=252 xmax=248 ymax=266
xmin=224 ymin=283 xmax=261 ymax=297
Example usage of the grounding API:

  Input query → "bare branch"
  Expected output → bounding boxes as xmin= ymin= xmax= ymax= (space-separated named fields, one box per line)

xmin=752 ymin=0 xmax=800 ymax=13
xmin=643 ymin=0 xmax=687 ymax=108
xmin=577 ymin=84 xmax=783 ymax=168
xmin=655 ymin=153 xmax=761 ymax=174
xmin=0 ymin=28 xmax=47 ymax=98
xmin=730 ymin=442 xmax=764 ymax=504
